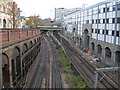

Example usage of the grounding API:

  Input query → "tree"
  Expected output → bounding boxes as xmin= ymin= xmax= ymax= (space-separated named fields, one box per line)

xmin=7 ymin=1 xmax=18 ymax=28
xmin=26 ymin=15 xmax=43 ymax=27
xmin=26 ymin=19 xmax=34 ymax=27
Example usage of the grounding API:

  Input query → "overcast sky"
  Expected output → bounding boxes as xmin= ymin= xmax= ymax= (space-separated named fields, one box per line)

xmin=13 ymin=0 xmax=105 ymax=19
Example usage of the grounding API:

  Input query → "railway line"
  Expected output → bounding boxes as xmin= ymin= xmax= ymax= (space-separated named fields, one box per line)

xmin=27 ymin=34 xmax=50 ymax=88
xmin=24 ymin=33 xmax=63 ymax=88
xmin=46 ymin=34 xmax=62 ymax=88
xmin=53 ymin=31 xmax=119 ymax=88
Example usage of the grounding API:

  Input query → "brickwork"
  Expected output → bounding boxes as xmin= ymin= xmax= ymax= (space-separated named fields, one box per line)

xmin=0 ymin=29 xmax=40 ymax=46
xmin=0 ymin=29 xmax=41 ymax=88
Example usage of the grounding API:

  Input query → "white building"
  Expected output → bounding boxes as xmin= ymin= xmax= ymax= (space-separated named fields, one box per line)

xmin=63 ymin=0 xmax=120 ymax=66
xmin=0 ymin=0 xmax=14 ymax=28
xmin=55 ymin=8 xmax=81 ymax=25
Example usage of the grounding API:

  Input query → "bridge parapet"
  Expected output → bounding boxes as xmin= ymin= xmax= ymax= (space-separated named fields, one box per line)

xmin=38 ymin=26 xmax=63 ymax=31
xmin=0 ymin=29 xmax=40 ymax=47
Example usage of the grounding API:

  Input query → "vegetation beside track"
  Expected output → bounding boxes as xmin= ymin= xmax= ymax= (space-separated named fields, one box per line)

xmin=18 ymin=78 xmax=26 ymax=88
xmin=52 ymin=37 xmax=87 ymax=88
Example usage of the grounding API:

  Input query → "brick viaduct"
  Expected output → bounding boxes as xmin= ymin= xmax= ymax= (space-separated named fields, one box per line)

xmin=0 ymin=29 xmax=41 ymax=88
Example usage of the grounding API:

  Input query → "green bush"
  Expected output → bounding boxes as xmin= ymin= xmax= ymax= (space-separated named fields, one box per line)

xmin=52 ymin=37 xmax=87 ymax=88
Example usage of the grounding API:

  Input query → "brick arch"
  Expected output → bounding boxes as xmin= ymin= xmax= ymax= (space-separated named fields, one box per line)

xmin=91 ymin=42 xmax=95 ymax=50
xmin=3 ymin=19 xmax=6 ymax=28
xmin=13 ymin=47 xmax=20 ymax=58
xmin=91 ymin=42 xmax=95 ymax=55
xmin=105 ymin=47 xmax=112 ymax=61
xmin=11 ymin=59 xmax=16 ymax=86
xmin=80 ymin=38 xmax=82 ymax=45
xmin=2 ymin=53 xmax=9 ymax=67
xmin=13 ymin=47 xmax=21 ymax=80
xmin=84 ymin=29 xmax=89 ymax=34
xmin=29 ymin=41 xmax=33 ymax=48
xmin=115 ymin=51 xmax=120 ymax=65
xmin=34 ymin=39 xmax=36 ymax=44
xmin=37 ymin=37 xmax=39 ymax=42
xmin=97 ymin=44 xmax=102 ymax=56
xmin=83 ymin=29 xmax=90 ymax=49
xmin=2 ymin=53 xmax=10 ymax=88
xmin=22 ymin=43 xmax=28 ymax=54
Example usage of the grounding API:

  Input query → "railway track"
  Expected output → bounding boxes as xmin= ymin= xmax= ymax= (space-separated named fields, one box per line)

xmin=24 ymin=33 xmax=63 ymax=88
xmin=53 ymin=31 xmax=119 ymax=88
xmin=27 ymin=34 xmax=50 ymax=88
xmin=45 ymin=34 xmax=62 ymax=88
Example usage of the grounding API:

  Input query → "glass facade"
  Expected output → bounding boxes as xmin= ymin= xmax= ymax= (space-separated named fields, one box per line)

xmin=63 ymin=0 xmax=120 ymax=45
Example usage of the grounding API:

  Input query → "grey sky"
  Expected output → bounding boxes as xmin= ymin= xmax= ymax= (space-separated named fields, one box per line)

xmin=13 ymin=0 xmax=105 ymax=19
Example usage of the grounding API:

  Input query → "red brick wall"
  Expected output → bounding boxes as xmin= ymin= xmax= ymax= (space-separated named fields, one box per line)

xmin=0 ymin=29 xmax=40 ymax=46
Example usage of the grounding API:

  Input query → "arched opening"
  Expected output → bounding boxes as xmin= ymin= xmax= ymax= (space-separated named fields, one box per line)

xmin=3 ymin=19 xmax=6 ymax=28
xmin=72 ymin=28 xmax=76 ymax=33
xmin=22 ymin=61 xmax=24 ymax=77
xmin=22 ymin=44 xmax=29 ymax=77
xmin=22 ymin=43 xmax=28 ymax=54
xmin=11 ymin=59 xmax=16 ymax=86
xmin=80 ymin=38 xmax=82 ymax=46
xmin=115 ymin=51 xmax=120 ymax=66
xmin=76 ymin=37 xmax=79 ymax=43
xmin=37 ymin=38 xmax=39 ymax=42
xmin=91 ymin=42 xmax=95 ymax=54
xmin=105 ymin=47 xmax=111 ymax=61
xmin=34 ymin=39 xmax=36 ymax=44
xmin=83 ymin=29 xmax=89 ymax=49
xmin=97 ymin=44 xmax=102 ymax=56
xmin=29 ymin=41 xmax=33 ymax=65
xmin=14 ymin=47 xmax=21 ymax=81
xmin=29 ymin=41 xmax=33 ymax=49
xmin=2 ymin=53 xmax=10 ymax=88
xmin=72 ymin=28 xmax=76 ymax=41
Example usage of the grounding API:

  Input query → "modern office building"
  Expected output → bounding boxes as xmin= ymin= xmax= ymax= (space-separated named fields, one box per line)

xmin=55 ymin=8 xmax=81 ymax=25
xmin=63 ymin=0 xmax=120 ymax=66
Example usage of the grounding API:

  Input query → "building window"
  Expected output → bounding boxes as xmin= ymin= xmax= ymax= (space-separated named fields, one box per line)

xmin=92 ymin=29 xmax=94 ymax=33
xmin=95 ymin=29 xmax=97 ymax=33
xmin=98 ymin=29 xmax=100 ymax=34
xmin=116 ymin=31 xmax=119 ymax=37
xmin=117 ymin=4 xmax=120 ymax=10
xmin=98 ymin=19 xmax=100 ymax=24
xmin=117 ymin=17 xmax=120 ymax=23
xmin=106 ymin=30 xmax=108 ymax=35
xmin=112 ymin=31 xmax=114 ymax=36
xmin=103 ymin=19 xmax=105 ymax=23
xmin=112 ymin=18 xmax=115 ymax=23
xmin=3 ymin=7 xmax=6 ymax=12
xmin=107 ymin=8 xmax=109 ymax=12
xmin=86 ymin=20 xmax=89 ymax=24
xmin=106 ymin=19 xmax=109 ymax=23
xmin=113 ymin=5 xmax=116 ymax=11
xmin=92 ymin=20 xmax=94 ymax=24
xmin=98 ymin=9 xmax=100 ymax=13
xmin=103 ymin=8 xmax=106 ymax=13
xmin=96 ymin=20 xmax=98 ymax=23
xmin=102 ymin=30 xmax=104 ymax=34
